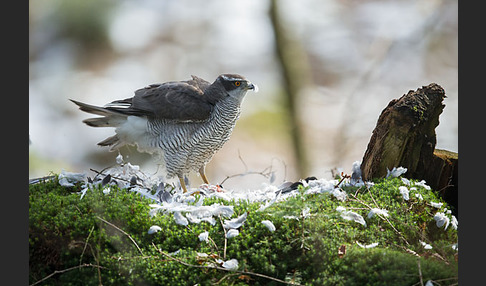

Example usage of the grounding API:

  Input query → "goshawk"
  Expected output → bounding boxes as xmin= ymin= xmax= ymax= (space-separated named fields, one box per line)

xmin=71 ymin=74 xmax=257 ymax=192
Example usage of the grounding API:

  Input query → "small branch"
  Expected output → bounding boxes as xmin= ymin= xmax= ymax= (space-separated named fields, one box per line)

xmin=89 ymin=168 xmax=146 ymax=188
xmin=79 ymin=225 xmax=95 ymax=265
xmin=218 ymin=215 xmax=228 ymax=260
xmin=349 ymin=192 xmax=410 ymax=246
xmin=30 ymin=264 xmax=105 ymax=286
xmin=95 ymin=216 xmax=144 ymax=256
xmin=334 ymin=173 xmax=351 ymax=188
xmin=237 ymin=149 xmax=249 ymax=172
xmin=219 ymin=152 xmax=282 ymax=186
xmin=29 ymin=175 xmax=57 ymax=185
xmin=109 ymin=255 xmax=157 ymax=261
xmin=417 ymin=257 xmax=424 ymax=286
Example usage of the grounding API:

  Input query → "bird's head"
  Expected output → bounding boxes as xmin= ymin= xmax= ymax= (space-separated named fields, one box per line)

xmin=214 ymin=74 xmax=258 ymax=102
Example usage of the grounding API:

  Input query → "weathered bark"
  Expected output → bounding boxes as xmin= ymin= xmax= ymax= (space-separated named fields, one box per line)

xmin=427 ymin=149 xmax=458 ymax=213
xmin=360 ymin=83 xmax=457 ymax=212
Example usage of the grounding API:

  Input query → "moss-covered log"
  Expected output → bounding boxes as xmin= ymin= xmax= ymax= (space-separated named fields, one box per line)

xmin=29 ymin=176 xmax=458 ymax=285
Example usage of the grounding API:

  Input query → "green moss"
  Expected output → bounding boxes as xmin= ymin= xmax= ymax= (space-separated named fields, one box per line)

xmin=29 ymin=176 xmax=457 ymax=285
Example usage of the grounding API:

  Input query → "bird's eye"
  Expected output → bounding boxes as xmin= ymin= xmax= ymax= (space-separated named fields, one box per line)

xmin=234 ymin=81 xmax=241 ymax=87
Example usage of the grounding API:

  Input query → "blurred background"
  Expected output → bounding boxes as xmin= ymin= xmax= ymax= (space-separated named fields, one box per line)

xmin=29 ymin=0 xmax=458 ymax=191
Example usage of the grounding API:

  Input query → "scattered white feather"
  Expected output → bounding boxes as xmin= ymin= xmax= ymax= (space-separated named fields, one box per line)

xmin=79 ymin=187 xmax=89 ymax=200
xmin=58 ymin=170 xmax=86 ymax=187
xmin=223 ymin=212 xmax=247 ymax=229
xmin=198 ymin=231 xmax=209 ymax=242
xmin=261 ymin=220 xmax=276 ymax=232
xmin=169 ymin=249 xmax=180 ymax=256
xmin=451 ymin=215 xmax=458 ymax=230
xmin=415 ymin=180 xmax=431 ymax=190
xmin=386 ymin=167 xmax=407 ymax=178
xmin=350 ymin=161 xmax=363 ymax=186
xmin=430 ymin=202 xmax=443 ymax=208
xmin=102 ymin=186 xmax=111 ymax=195
xmin=304 ymin=179 xmax=337 ymax=195
xmin=331 ymin=188 xmax=347 ymax=201
xmin=425 ymin=280 xmax=434 ymax=286
xmin=222 ymin=259 xmax=238 ymax=271
xmin=337 ymin=207 xmax=366 ymax=226
xmin=451 ymin=243 xmax=458 ymax=251
xmin=433 ymin=212 xmax=450 ymax=230
xmin=116 ymin=153 xmax=124 ymax=164
xmin=173 ymin=211 xmax=189 ymax=226
xmin=197 ymin=252 xmax=208 ymax=258
xmin=399 ymin=186 xmax=409 ymax=200
xmin=415 ymin=193 xmax=423 ymax=200
xmin=367 ymin=208 xmax=389 ymax=218
xmin=336 ymin=206 xmax=346 ymax=212
xmin=149 ymin=202 xmax=233 ymax=226
xmin=356 ymin=241 xmax=378 ymax=248
xmin=401 ymin=177 xmax=411 ymax=185
xmin=148 ymin=225 xmax=162 ymax=234
xmin=302 ymin=207 xmax=311 ymax=218
xmin=226 ymin=229 xmax=239 ymax=239
xmin=365 ymin=181 xmax=375 ymax=188
xmin=420 ymin=240 xmax=433 ymax=249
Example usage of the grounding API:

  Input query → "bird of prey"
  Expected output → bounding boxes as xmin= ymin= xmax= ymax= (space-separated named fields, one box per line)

xmin=71 ymin=74 xmax=257 ymax=193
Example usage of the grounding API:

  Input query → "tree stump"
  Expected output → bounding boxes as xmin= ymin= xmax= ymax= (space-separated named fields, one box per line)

xmin=360 ymin=83 xmax=458 ymax=213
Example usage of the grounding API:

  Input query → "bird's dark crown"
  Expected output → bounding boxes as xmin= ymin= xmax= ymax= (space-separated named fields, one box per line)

xmin=217 ymin=74 xmax=248 ymax=92
xmin=219 ymin=74 xmax=246 ymax=81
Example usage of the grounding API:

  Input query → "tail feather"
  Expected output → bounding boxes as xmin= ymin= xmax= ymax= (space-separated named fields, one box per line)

xmin=98 ymin=135 xmax=125 ymax=151
xmin=71 ymin=99 xmax=127 ymax=128
xmin=82 ymin=116 xmax=126 ymax=127
xmin=70 ymin=99 xmax=113 ymax=116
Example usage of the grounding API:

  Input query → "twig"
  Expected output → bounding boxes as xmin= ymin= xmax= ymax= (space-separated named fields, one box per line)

xmin=95 ymin=216 xmax=144 ymax=256
xmin=411 ymin=275 xmax=459 ymax=286
xmin=237 ymin=149 xmax=249 ymax=172
xmin=30 ymin=264 xmax=105 ymax=286
xmin=79 ymin=225 xmax=95 ymax=265
xmin=214 ymin=273 xmax=241 ymax=285
xmin=90 ymin=165 xmax=113 ymax=181
xmin=151 ymin=242 xmax=303 ymax=286
xmin=29 ymin=175 xmax=57 ymax=185
xmin=334 ymin=173 xmax=351 ymax=188
xmin=349 ymin=192 xmax=410 ymax=246
xmin=109 ymin=255 xmax=157 ymax=261
xmin=207 ymin=235 xmax=220 ymax=252
xmin=417 ymin=257 xmax=424 ymax=286
xmin=218 ymin=215 xmax=228 ymax=260
xmin=219 ymin=153 xmax=281 ymax=186
xmin=89 ymin=168 xmax=146 ymax=188
xmin=219 ymin=170 xmax=272 ymax=186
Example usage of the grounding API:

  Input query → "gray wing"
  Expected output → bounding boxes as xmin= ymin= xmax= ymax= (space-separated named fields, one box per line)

xmin=106 ymin=76 xmax=213 ymax=121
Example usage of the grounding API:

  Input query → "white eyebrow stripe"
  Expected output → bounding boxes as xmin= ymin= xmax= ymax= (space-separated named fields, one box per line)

xmin=221 ymin=75 xmax=244 ymax=81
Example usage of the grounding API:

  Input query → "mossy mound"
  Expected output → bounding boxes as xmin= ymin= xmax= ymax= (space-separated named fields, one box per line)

xmin=29 ymin=176 xmax=457 ymax=285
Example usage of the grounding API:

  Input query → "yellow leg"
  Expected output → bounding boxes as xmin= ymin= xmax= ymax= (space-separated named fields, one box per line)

xmin=178 ymin=176 xmax=188 ymax=193
xmin=199 ymin=166 xmax=210 ymax=185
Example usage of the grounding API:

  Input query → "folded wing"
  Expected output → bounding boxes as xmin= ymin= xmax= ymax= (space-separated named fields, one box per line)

xmin=105 ymin=75 xmax=214 ymax=121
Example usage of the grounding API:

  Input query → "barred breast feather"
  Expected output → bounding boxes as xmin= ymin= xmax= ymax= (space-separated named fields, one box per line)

xmin=104 ymin=95 xmax=241 ymax=179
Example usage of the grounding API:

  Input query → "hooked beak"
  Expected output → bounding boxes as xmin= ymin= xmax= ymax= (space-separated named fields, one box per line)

xmin=247 ymin=82 xmax=259 ymax=93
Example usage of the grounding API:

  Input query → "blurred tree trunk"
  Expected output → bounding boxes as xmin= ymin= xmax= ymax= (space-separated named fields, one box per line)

xmin=269 ymin=0 xmax=311 ymax=178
